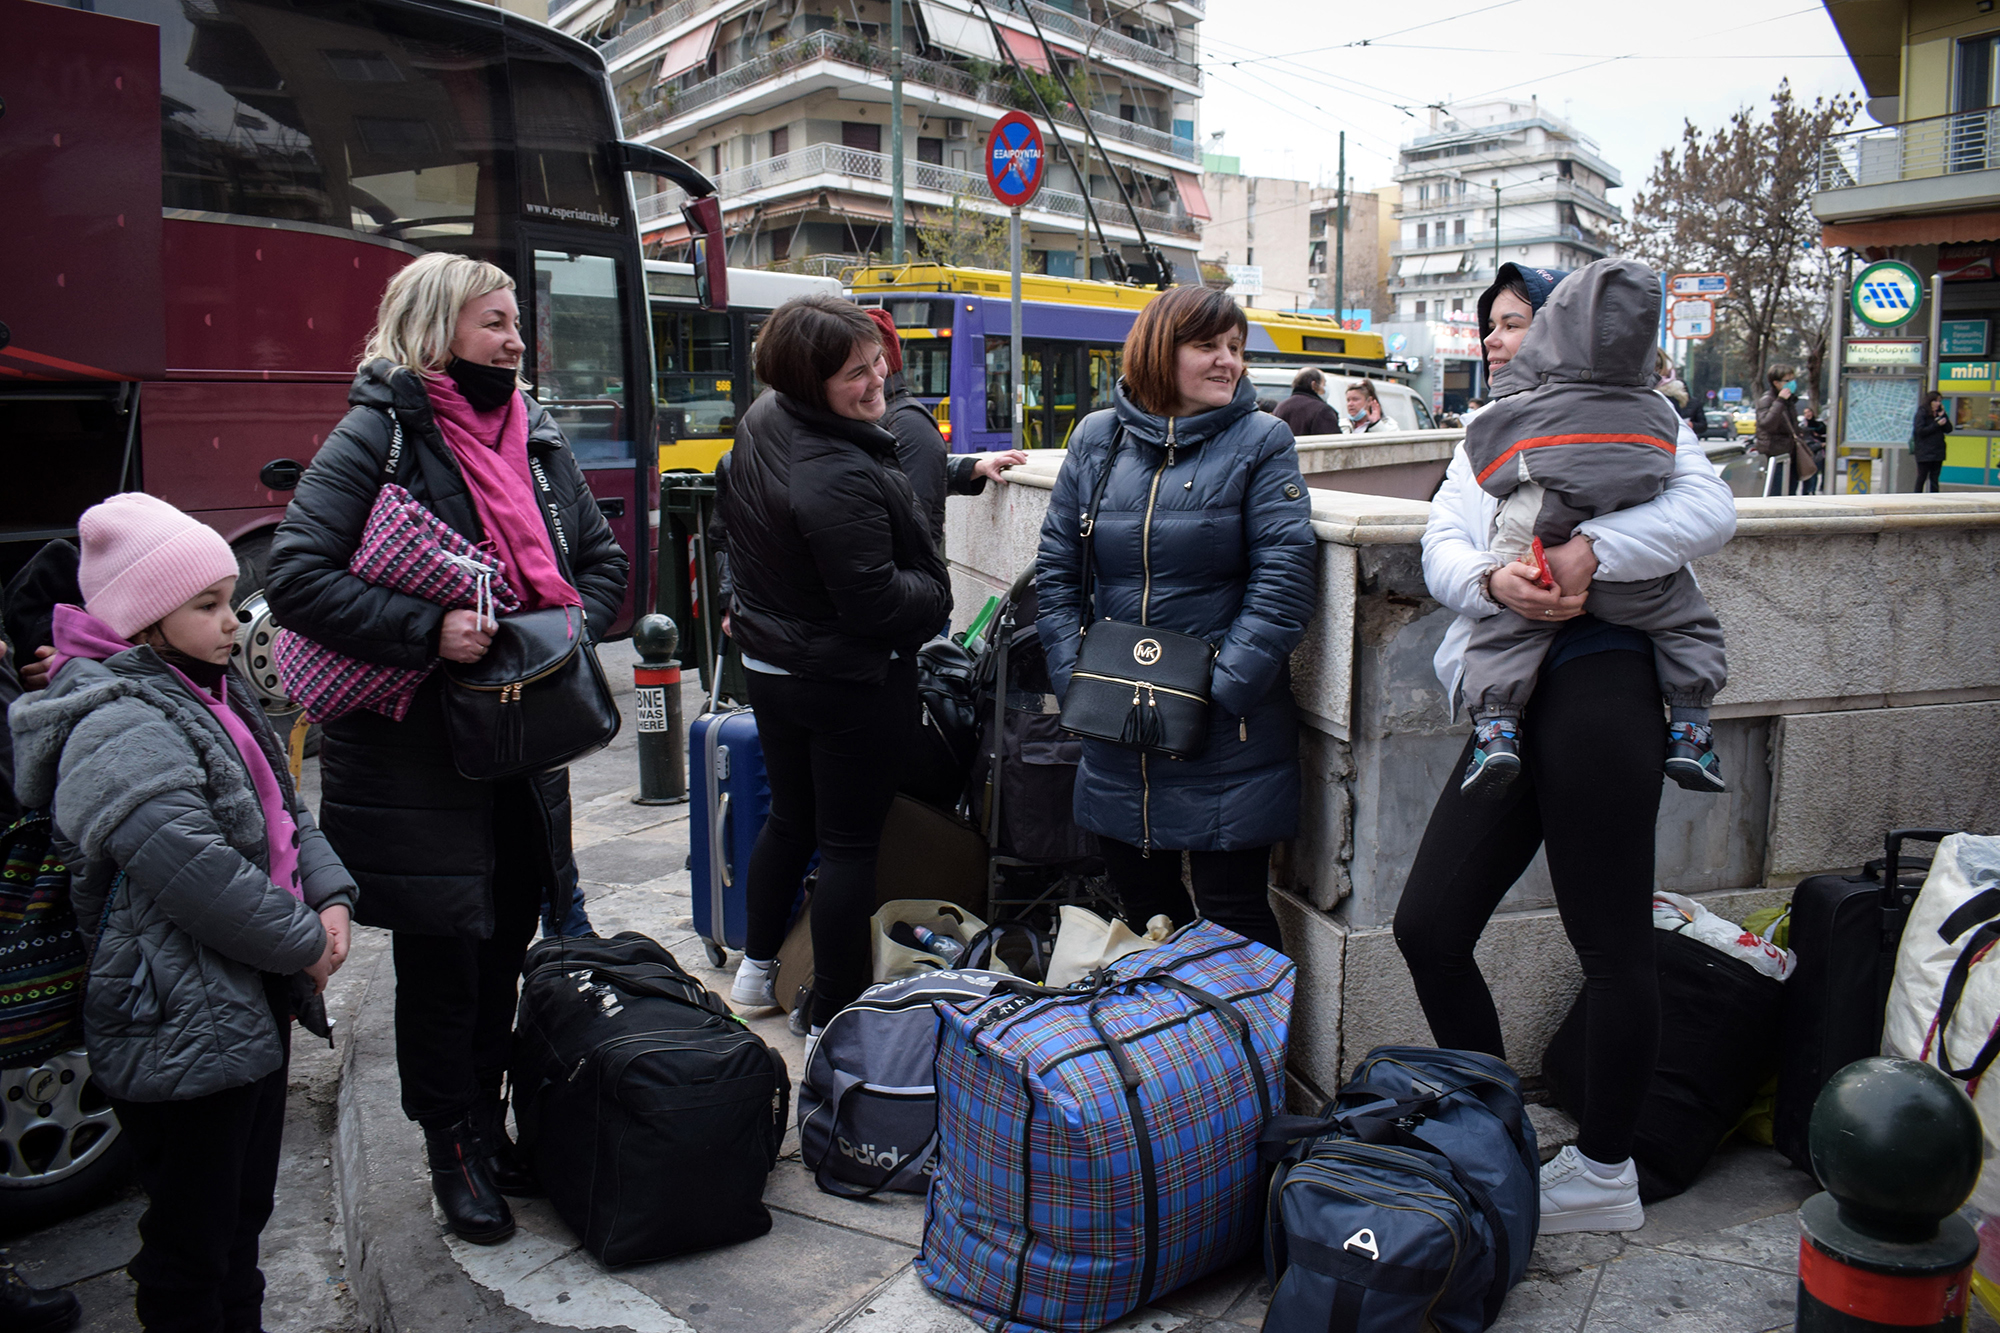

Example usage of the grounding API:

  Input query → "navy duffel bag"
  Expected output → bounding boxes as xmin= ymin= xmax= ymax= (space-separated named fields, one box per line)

xmin=1261 ymin=1046 xmax=1540 ymax=1332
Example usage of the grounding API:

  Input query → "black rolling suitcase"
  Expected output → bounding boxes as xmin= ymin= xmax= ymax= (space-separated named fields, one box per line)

xmin=1774 ymin=828 xmax=1956 ymax=1171
xmin=512 ymin=933 xmax=790 ymax=1265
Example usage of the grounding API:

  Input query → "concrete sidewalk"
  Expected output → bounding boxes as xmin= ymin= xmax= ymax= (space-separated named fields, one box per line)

xmin=323 ymin=656 xmax=1894 ymax=1333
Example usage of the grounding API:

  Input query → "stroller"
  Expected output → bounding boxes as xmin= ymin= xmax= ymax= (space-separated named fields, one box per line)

xmin=966 ymin=567 xmax=1112 ymax=923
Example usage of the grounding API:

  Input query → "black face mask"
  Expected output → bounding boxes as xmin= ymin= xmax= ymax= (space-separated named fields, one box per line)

xmin=447 ymin=357 xmax=520 ymax=412
xmin=158 ymin=645 xmax=230 ymax=691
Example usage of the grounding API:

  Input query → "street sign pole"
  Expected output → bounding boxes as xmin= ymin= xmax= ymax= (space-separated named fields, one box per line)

xmin=890 ymin=0 xmax=904 ymax=262
xmin=1011 ymin=206 xmax=1023 ymax=451
xmin=1333 ymin=131 xmax=1345 ymax=326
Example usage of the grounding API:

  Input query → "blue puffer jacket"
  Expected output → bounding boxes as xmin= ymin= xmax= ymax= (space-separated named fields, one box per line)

xmin=1036 ymin=378 xmax=1317 ymax=852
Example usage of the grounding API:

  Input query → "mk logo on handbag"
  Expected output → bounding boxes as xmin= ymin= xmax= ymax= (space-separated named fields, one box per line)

xmin=1133 ymin=638 xmax=1162 ymax=666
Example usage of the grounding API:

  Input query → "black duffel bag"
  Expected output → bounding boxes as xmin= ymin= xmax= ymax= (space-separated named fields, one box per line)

xmin=442 ymin=604 xmax=620 ymax=780
xmin=903 ymin=636 xmax=981 ymax=809
xmin=512 ymin=932 xmax=789 ymax=1265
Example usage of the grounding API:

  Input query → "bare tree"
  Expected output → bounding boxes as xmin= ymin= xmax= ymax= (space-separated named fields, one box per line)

xmin=1623 ymin=81 xmax=1857 ymax=405
xmin=915 ymin=195 xmax=1014 ymax=270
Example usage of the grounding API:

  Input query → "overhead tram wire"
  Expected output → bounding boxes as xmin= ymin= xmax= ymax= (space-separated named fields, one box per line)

xmin=1206 ymin=0 xmax=1528 ymax=68
xmin=1451 ymin=3 xmax=1823 ymax=101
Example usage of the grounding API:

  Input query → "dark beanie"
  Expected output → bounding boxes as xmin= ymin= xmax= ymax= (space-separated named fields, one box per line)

xmin=1476 ymin=262 xmax=1571 ymax=350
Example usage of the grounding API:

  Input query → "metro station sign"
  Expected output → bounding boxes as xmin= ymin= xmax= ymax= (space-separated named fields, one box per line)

xmin=1851 ymin=259 xmax=1924 ymax=329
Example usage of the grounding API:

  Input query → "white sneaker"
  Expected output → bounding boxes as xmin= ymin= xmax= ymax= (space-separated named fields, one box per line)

xmin=801 ymin=1028 xmax=821 ymax=1076
xmin=729 ymin=956 xmax=778 ymax=1008
xmin=1538 ymin=1146 xmax=1644 ymax=1234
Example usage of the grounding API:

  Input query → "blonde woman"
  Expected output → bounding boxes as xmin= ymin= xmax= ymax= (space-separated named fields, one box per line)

xmin=266 ymin=252 xmax=627 ymax=1244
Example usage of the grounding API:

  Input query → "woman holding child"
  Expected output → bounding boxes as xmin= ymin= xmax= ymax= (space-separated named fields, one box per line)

xmin=1394 ymin=261 xmax=1738 ymax=1234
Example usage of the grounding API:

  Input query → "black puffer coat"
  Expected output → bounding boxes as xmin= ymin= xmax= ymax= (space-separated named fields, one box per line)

xmin=1037 ymin=378 xmax=1316 ymax=852
xmin=721 ymin=390 xmax=949 ymax=683
xmin=882 ymin=384 xmax=989 ymax=550
xmin=264 ymin=359 xmax=628 ymax=939
xmin=1912 ymin=400 xmax=1952 ymax=464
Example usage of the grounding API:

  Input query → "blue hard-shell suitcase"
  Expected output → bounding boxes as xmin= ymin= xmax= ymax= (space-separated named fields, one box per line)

xmin=688 ymin=706 xmax=768 ymax=967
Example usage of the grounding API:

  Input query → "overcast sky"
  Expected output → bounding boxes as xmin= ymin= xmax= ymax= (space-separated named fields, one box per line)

xmin=1195 ymin=0 xmax=1867 ymax=207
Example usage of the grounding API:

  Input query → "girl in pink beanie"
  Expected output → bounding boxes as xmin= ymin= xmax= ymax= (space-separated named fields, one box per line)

xmin=8 ymin=494 xmax=357 ymax=1332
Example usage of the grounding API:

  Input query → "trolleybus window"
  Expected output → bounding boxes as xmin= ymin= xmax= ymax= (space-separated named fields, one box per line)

xmin=654 ymin=310 xmax=736 ymax=436
xmin=533 ymin=250 xmax=635 ymax=463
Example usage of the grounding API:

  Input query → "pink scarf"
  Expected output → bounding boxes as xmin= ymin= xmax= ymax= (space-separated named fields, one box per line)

xmin=423 ymin=376 xmax=581 ymax=612
xmin=50 ymin=605 xmax=302 ymax=901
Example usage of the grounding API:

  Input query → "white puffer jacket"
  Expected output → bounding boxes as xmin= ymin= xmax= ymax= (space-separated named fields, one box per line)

xmin=1422 ymin=418 xmax=1737 ymax=710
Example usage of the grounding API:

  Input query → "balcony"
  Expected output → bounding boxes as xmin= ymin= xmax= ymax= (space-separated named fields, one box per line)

xmin=634 ymin=140 xmax=1200 ymax=241
xmin=595 ymin=0 xmax=713 ymax=70
xmin=1395 ymin=177 xmax=1612 ymax=218
xmin=1390 ymin=222 xmax=1608 ymax=259
xmin=623 ymin=30 xmax=1198 ymax=165
xmin=1814 ymin=109 xmax=2000 ymax=225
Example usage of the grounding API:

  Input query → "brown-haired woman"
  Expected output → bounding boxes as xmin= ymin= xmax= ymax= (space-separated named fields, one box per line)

xmin=1034 ymin=285 xmax=1316 ymax=951
xmin=1912 ymin=390 xmax=1951 ymax=493
xmin=719 ymin=294 xmax=950 ymax=1047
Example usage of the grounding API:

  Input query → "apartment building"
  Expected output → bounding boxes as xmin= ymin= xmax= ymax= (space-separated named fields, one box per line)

xmin=1195 ymin=167 xmax=1384 ymax=319
xmin=553 ymin=0 xmax=1209 ymax=276
xmin=1380 ymin=98 xmax=1624 ymax=412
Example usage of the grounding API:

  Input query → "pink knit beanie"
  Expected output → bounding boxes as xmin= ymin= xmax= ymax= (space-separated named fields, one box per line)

xmin=78 ymin=493 xmax=241 ymax=639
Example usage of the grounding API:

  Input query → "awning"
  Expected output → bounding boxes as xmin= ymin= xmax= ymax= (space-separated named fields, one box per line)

xmin=1000 ymin=27 xmax=1049 ymax=72
xmin=1403 ymin=250 xmax=1467 ymax=277
xmin=1820 ymin=210 xmax=2000 ymax=249
xmin=1172 ymin=170 xmax=1209 ymax=221
xmin=916 ymin=0 xmax=1001 ymax=62
xmin=658 ymin=19 xmax=718 ymax=82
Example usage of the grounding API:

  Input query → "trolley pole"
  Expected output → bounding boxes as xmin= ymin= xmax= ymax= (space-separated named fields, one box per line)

xmin=890 ymin=0 xmax=905 ymax=262
xmin=1011 ymin=205 xmax=1024 ymax=452
xmin=632 ymin=613 xmax=688 ymax=805
xmin=1332 ymin=131 xmax=1345 ymax=325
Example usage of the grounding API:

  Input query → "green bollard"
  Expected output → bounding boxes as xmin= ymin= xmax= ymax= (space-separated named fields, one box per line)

xmin=1796 ymin=1057 xmax=1982 ymax=1331
xmin=632 ymin=613 xmax=688 ymax=806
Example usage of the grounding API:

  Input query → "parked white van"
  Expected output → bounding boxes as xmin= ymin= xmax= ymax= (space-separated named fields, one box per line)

xmin=1244 ymin=366 xmax=1436 ymax=434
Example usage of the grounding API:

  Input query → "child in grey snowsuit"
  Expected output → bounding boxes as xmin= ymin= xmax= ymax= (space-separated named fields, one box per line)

xmin=1458 ymin=258 xmax=1728 ymax=798
xmin=9 ymin=493 xmax=355 ymax=1332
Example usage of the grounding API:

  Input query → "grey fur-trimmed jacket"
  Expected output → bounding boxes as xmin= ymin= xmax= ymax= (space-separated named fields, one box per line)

xmin=11 ymin=648 xmax=355 ymax=1102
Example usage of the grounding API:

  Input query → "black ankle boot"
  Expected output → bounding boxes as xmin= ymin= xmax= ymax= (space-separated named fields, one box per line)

xmin=0 ymin=1256 xmax=81 ymax=1333
xmin=424 ymin=1117 xmax=515 ymax=1244
xmin=473 ymin=1095 xmax=542 ymax=1198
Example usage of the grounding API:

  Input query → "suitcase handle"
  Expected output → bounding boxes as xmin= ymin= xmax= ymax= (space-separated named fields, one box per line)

xmin=716 ymin=791 xmax=734 ymax=888
xmin=1882 ymin=829 xmax=1959 ymax=900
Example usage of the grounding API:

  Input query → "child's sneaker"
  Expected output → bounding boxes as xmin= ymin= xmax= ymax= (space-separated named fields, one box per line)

xmin=1460 ymin=718 xmax=1523 ymax=799
xmin=1538 ymin=1146 xmax=1644 ymax=1234
xmin=1665 ymin=722 xmax=1727 ymax=793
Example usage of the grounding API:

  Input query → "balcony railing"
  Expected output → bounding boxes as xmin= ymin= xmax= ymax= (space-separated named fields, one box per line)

xmin=634 ymin=140 xmax=1199 ymax=238
xmin=1817 ymin=107 xmax=2000 ymax=191
xmin=1390 ymin=223 xmax=1607 ymax=259
xmin=595 ymin=0 xmax=712 ymax=69
xmin=623 ymin=30 xmax=1198 ymax=163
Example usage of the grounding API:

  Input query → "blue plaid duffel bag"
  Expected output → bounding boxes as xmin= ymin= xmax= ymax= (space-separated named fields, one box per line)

xmin=915 ymin=920 xmax=1294 ymax=1333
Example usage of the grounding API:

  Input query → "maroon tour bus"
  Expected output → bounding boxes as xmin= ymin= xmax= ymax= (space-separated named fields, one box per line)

xmin=2 ymin=0 xmax=726 ymax=636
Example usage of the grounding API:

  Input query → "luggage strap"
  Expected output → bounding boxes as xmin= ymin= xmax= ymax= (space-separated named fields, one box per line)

xmin=1931 ymin=920 xmax=2000 ymax=1082
xmin=802 ymin=1068 xmax=940 ymax=1200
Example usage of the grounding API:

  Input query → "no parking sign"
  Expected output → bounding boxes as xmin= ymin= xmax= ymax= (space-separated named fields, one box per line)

xmin=985 ymin=112 xmax=1044 ymax=208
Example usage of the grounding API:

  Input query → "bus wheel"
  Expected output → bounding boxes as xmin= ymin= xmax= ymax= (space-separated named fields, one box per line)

xmin=0 ymin=1049 xmax=133 ymax=1234
xmin=232 ymin=587 xmax=318 ymax=760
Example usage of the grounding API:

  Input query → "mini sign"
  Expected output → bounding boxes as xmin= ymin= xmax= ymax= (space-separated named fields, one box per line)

xmin=1851 ymin=259 xmax=1924 ymax=329
xmin=1844 ymin=339 xmax=1926 ymax=368
xmin=1944 ymin=362 xmax=1997 ymax=392
xmin=1943 ymin=320 xmax=1990 ymax=357
xmin=1669 ymin=272 xmax=1730 ymax=297
xmin=984 ymin=111 xmax=1045 ymax=208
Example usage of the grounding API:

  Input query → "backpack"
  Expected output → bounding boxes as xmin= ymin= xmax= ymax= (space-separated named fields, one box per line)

xmin=1260 ymin=1047 xmax=1539 ymax=1333
xmin=511 ymin=932 xmax=789 ymax=1266
xmin=0 ymin=813 xmax=86 ymax=1069
xmin=797 ymin=968 xmax=1007 ymax=1198
xmin=903 ymin=637 xmax=981 ymax=810
xmin=916 ymin=921 xmax=1294 ymax=1332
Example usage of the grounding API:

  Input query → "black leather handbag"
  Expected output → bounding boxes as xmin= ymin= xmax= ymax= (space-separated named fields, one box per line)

xmin=1057 ymin=431 xmax=1214 ymax=759
xmin=441 ymin=604 xmax=621 ymax=779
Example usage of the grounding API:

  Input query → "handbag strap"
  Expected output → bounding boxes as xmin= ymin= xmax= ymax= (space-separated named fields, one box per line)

xmin=379 ymin=407 xmax=405 ymax=483
xmin=1076 ymin=427 xmax=1123 ymax=625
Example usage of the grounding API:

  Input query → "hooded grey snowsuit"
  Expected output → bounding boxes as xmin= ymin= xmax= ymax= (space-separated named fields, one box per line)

xmin=1460 ymin=258 xmax=1728 ymax=717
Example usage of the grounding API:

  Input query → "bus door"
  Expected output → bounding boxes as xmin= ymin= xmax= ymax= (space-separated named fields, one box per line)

xmin=525 ymin=242 xmax=650 ymax=630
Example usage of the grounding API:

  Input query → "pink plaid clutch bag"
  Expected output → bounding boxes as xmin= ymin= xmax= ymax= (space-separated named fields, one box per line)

xmin=274 ymin=484 xmax=524 ymax=722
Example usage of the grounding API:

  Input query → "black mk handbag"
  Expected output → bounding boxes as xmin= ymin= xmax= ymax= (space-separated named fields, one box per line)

xmin=442 ymin=604 xmax=620 ymax=779
xmin=1057 ymin=430 xmax=1214 ymax=758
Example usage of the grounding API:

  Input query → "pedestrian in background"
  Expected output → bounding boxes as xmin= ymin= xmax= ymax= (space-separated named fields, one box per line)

xmin=1395 ymin=260 xmax=1737 ymax=1235
xmin=861 ymin=307 xmax=1026 ymax=552
xmin=1912 ymin=391 xmax=1951 ymax=494
xmin=1754 ymin=365 xmax=1816 ymax=496
xmin=267 ymin=252 xmax=628 ymax=1246
xmin=1035 ymin=285 xmax=1316 ymax=954
xmin=1344 ymin=379 xmax=1395 ymax=433
xmin=721 ymin=297 xmax=950 ymax=1056
xmin=1273 ymin=367 xmax=1344 ymax=437
xmin=10 ymin=493 xmax=355 ymax=1332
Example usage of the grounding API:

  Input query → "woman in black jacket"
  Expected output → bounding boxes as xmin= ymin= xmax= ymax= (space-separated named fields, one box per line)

xmin=1913 ymin=391 xmax=1952 ymax=493
xmin=721 ymin=296 xmax=950 ymax=1045
xmin=266 ymin=253 xmax=626 ymax=1245
xmin=1035 ymin=285 xmax=1317 ymax=952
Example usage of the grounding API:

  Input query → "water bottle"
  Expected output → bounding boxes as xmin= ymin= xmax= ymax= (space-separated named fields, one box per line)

xmin=911 ymin=924 xmax=967 ymax=966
